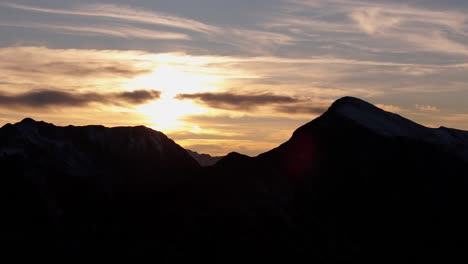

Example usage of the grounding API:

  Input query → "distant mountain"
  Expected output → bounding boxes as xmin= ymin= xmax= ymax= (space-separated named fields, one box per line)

xmin=1 ymin=97 xmax=468 ymax=262
xmin=186 ymin=149 xmax=223 ymax=166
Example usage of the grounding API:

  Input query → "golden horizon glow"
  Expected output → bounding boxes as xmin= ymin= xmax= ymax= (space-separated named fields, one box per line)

xmin=1 ymin=45 xmax=468 ymax=156
xmin=127 ymin=63 xmax=221 ymax=132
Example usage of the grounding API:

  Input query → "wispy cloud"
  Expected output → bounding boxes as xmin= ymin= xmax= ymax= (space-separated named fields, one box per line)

xmin=264 ymin=17 xmax=356 ymax=34
xmin=215 ymin=28 xmax=295 ymax=55
xmin=0 ymin=2 xmax=298 ymax=55
xmin=0 ymin=89 xmax=160 ymax=108
xmin=272 ymin=0 xmax=468 ymax=57
xmin=375 ymin=104 xmax=405 ymax=113
xmin=3 ymin=1 xmax=468 ymax=59
xmin=346 ymin=3 xmax=468 ymax=56
xmin=348 ymin=4 xmax=465 ymax=34
xmin=350 ymin=7 xmax=401 ymax=34
xmin=1 ymin=2 xmax=219 ymax=34
xmin=415 ymin=104 xmax=440 ymax=112
xmin=3 ymin=59 xmax=151 ymax=78
xmin=0 ymin=46 xmax=156 ymax=91
xmin=0 ymin=21 xmax=191 ymax=40
xmin=400 ymin=30 xmax=468 ymax=56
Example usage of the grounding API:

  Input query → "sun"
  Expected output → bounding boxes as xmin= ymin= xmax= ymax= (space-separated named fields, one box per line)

xmin=125 ymin=64 xmax=219 ymax=132
xmin=137 ymin=97 xmax=205 ymax=132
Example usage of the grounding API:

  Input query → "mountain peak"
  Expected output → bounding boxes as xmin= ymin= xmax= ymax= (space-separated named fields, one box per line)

xmin=331 ymin=96 xmax=375 ymax=108
xmin=329 ymin=96 xmax=383 ymax=116
xmin=321 ymin=96 xmax=427 ymax=138
xmin=20 ymin=117 xmax=37 ymax=124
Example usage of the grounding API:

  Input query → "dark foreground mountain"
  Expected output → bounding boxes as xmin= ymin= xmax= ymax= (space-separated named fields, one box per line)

xmin=1 ymin=97 xmax=468 ymax=262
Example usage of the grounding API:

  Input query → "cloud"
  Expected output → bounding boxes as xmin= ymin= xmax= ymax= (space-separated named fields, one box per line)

xmin=5 ymin=61 xmax=151 ymax=78
xmin=1 ymin=46 xmax=465 ymax=104
xmin=375 ymin=104 xmax=405 ymax=113
xmin=275 ymin=0 xmax=468 ymax=57
xmin=342 ymin=5 xmax=468 ymax=56
xmin=0 ymin=46 xmax=152 ymax=79
xmin=400 ymin=30 xmax=468 ymax=56
xmin=176 ymin=91 xmax=331 ymax=117
xmin=116 ymin=90 xmax=161 ymax=104
xmin=0 ymin=2 xmax=301 ymax=56
xmin=1 ymin=3 xmax=219 ymax=34
xmin=0 ymin=89 xmax=160 ymax=108
xmin=215 ymin=28 xmax=295 ymax=55
xmin=351 ymin=4 xmax=466 ymax=34
xmin=399 ymin=66 xmax=437 ymax=76
xmin=264 ymin=17 xmax=356 ymax=34
xmin=290 ymin=0 xmax=466 ymax=31
xmin=415 ymin=104 xmax=440 ymax=112
xmin=0 ymin=21 xmax=191 ymax=40
xmin=274 ymin=104 xmax=328 ymax=115
xmin=176 ymin=92 xmax=299 ymax=110
xmin=0 ymin=46 xmax=159 ymax=93
xmin=350 ymin=7 xmax=401 ymax=34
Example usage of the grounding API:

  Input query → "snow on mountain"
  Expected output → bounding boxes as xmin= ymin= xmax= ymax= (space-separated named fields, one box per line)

xmin=0 ymin=118 xmax=200 ymax=177
xmin=324 ymin=97 xmax=468 ymax=162
xmin=328 ymin=97 xmax=429 ymax=138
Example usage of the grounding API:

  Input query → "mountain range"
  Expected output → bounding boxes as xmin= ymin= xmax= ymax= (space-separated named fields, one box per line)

xmin=1 ymin=97 xmax=467 ymax=262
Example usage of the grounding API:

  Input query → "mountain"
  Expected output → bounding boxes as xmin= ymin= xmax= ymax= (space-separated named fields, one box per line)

xmin=1 ymin=97 xmax=468 ymax=262
xmin=212 ymin=97 xmax=468 ymax=261
xmin=186 ymin=149 xmax=223 ymax=166
xmin=0 ymin=118 xmax=200 ymax=259
xmin=0 ymin=117 xmax=199 ymax=179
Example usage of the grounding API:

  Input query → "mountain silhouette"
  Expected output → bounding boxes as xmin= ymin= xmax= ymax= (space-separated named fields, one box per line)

xmin=186 ymin=149 xmax=223 ymax=166
xmin=1 ymin=97 xmax=467 ymax=262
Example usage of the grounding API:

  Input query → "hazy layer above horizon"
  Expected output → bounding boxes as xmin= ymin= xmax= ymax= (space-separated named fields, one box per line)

xmin=1 ymin=0 xmax=468 ymax=156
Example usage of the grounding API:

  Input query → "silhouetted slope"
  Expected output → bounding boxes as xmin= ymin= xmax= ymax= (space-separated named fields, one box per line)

xmin=246 ymin=96 xmax=468 ymax=261
xmin=2 ymin=97 xmax=468 ymax=262
xmin=0 ymin=118 xmax=200 ymax=259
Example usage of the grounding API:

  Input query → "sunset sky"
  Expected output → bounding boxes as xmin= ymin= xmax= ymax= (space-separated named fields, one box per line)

xmin=1 ymin=0 xmax=468 ymax=155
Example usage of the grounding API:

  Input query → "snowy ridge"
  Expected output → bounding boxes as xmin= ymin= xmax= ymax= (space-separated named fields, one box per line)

xmin=2 ymin=118 xmax=170 ymax=155
xmin=329 ymin=97 xmax=428 ymax=138
xmin=327 ymin=97 xmax=468 ymax=161
xmin=0 ymin=118 xmax=199 ymax=176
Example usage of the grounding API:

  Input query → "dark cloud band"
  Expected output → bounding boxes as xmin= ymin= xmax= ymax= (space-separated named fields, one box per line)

xmin=175 ymin=92 xmax=299 ymax=110
xmin=274 ymin=104 xmax=327 ymax=115
xmin=176 ymin=91 xmax=327 ymax=115
xmin=0 ymin=89 xmax=160 ymax=108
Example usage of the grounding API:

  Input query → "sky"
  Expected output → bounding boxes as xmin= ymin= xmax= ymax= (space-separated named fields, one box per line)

xmin=1 ymin=0 xmax=468 ymax=156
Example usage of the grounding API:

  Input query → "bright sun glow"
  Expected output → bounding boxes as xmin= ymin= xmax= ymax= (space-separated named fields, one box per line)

xmin=125 ymin=64 xmax=220 ymax=132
